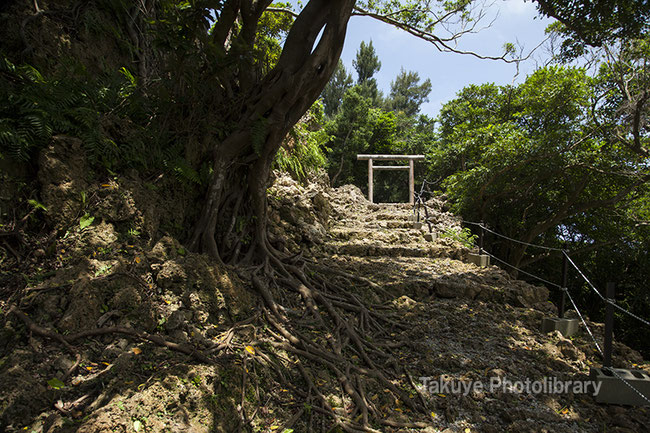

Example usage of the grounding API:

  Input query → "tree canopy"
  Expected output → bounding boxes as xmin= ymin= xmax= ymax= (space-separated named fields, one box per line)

xmin=430 ymin=65 xmax=648 ymax=265
xmin=353 ymin=40 xmax=381 ymax=84
xmin=536 ymin=0 xmax=650 ymax=46
xmin=321 ymin=60 xmax=354 ymax=117
xmin=387 ymin=68 xmax=433 ymax=116
xmin=3 ymin=0 xmax=650 ymax=263
xmin=352 ymin=40 xmax=383 ymax=104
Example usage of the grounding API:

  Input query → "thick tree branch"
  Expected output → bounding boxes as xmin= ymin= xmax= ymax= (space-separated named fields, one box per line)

xmin=525 ymin=172 xmax=650 ymax=247
xmin=631 ymin=89 xmax=649 ymax=156
xmin=212 ymin=0 xmax=241 ymax=49
xmin=265 ymin=7 xmax=298 ymax=18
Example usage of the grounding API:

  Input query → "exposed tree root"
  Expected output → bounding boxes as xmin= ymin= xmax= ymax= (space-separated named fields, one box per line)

xmin=244 ymin=254 xmax=430 ymax=431
xmin=9 ymin=249 xmax=431 ymax=429
xmin=9 ymin=305 xmax=216 ymax=365
xmin=9 ymin=306 xmax=77 ymax=354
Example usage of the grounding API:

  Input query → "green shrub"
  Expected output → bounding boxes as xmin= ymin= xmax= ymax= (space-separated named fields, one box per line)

xmin=440 ymin=227 xmax=477 ymax=248
xmin=273 ymin=101 xmax=330 ymax=181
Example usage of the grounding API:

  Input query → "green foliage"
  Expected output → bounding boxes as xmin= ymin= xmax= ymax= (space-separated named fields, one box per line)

xmin=368 ymin=110 xmax=398 ymax=154
xmin=256 ymin=3 xmax=295 ymax=72
xmin=591 ymin=36 xmax=650 ymax=158
xmin=47 ymin=378 xmax=65 ymax=390
xmin=79 ymin=214 xmax=95 ymax=230
xmin=170 ymin=158 xmax=204 ymax=185
xmin=0 ymin=54 xmax=164 ymax=171
xmin=27 ymin=199 xmax=47 ymax=213
xmin=353 ymin=41 xmax=383 ymax=105
xmin=0 ymin=57 xmax=56 ymax=161
xmin=386 ymin=68 xmax=432 ymax=116
xmin=324 ymin=87 xmax=375 ymax=186
xmin=323 ymin=77 xmax=436 ymax=201
xmin=440 ymin=227 xmax=477 ymax=248
xmin=431 ymin=65 xmax=647 ymax=271
xmin=356 ymin=1 xmax=474 ymax=38
xmin=274 ymin=102 xmax=330 ymax=181
xmin=321 ymin=60 xmax=354 ymax=117
xmin=353 ymin=40 xmax=381 ymax=84
xmin=536 ymin=0 xmax=650 ymax=48
xmin=251 ymin=117 xmax=270 ymax=157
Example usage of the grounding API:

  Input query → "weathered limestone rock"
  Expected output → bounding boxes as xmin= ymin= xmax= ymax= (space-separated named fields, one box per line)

xmin=38 ymin=136 xmax=89 ymax=225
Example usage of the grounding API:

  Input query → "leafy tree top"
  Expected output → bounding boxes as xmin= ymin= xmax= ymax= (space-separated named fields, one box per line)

xmin=353 ymin=40 xmax=381 ymax=84
xmin=536 ymin=0 xmax=650 ymax=47
xmin=321 ymin=60 xmax=354 ymax=117
xmin=387 ymin=68 xmax=432 ymax=116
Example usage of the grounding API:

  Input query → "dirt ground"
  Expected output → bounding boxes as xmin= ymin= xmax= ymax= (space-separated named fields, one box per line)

xmin=1 ymin=143 xmax=649 ymax=432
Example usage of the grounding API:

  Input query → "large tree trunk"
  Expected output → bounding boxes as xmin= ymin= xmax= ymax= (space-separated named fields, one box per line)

xmin=189 ymin=0 xmax=355 ymax=263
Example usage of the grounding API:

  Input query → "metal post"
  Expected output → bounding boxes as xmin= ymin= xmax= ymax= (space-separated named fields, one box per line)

xmin=409 ymin=159 xmax=415 ymax=205
xmin=603 ymin=282 xmax=615 ymax=368
xmin=560 ymin=251 xmax=568 ymax=318
xmin=368 ymin=158 xmax=373 ymax=203
xmin=478 ymin=222 xmax=484 ymax=254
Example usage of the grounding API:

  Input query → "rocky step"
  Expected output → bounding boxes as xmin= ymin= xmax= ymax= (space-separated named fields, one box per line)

xmin=314 ymin=256 xmax=549 ymax=309
xmin=367 ymin=203 xmax=414 ymax=211
xmin=366 ymin=211 xmax=415 ymax=221
xmin=363 ymin=220 xmax=421 ymax=229
xmin=381 ymin=279 xmax=548 ymax=308
xmin=328 ymin=228 xmax=426 ymax=243
xmin=333 ymin=219 xmax=420 ymax=230
xmin=325 ymin=242 xmax=464 ymax=258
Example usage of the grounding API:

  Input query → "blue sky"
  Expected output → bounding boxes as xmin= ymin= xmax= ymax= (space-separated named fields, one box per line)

xmin=335 ymin=0 xmax=556 ymax=118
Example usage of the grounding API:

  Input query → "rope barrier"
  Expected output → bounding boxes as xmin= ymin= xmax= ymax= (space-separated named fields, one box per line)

xmin=563 ymin=251 xmax=650 ymax=328
xmin=609 ymin=366 xmax=650 ymax=406
xmin=416 ymin=179 xmax=650 ymax=329
xmin=463 ymin=221 xmax=563 ymax=252
xmin=466 ymin=221 xmax=650 ymax=330
xmin=481 ymin=250 xmax=563 ymax=290
xmin=608 ymin=300 xmax=650 ymax=328
xmin=414 ymin=178 xmax=650 ymax=405
xmin=565 ymin=288 xmax=603 ymax=355
xmin=562 ymin=251 xmax=606 ymax=301
xmin=565 ymin=288 xmax=650 ymax=406
xmin=483 ymin=241 xmax=650 ymax=405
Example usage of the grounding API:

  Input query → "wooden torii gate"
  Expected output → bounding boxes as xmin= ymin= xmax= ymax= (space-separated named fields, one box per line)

xmin=357 ymin=154 xmax=425 ymax=204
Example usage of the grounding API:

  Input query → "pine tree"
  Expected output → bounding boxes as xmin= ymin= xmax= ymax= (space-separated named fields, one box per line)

xmin=321 ymin=60 xmax=353 ymax=117
xmin=353 ymin=40 xmax=381 ymax=83
xmin=387 ymin=68 xmax=432 ymax=116
xmin=352 ymin=41 xmax=382 ymax=105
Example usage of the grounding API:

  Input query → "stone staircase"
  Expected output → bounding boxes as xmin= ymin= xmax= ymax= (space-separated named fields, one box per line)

xmin=315 ymin=199 xmax=550 ymax=309
xmin=267 ymin=175 xmax=549 ymax=308
xmin=323 ymin=202 xmax=469 ymax=260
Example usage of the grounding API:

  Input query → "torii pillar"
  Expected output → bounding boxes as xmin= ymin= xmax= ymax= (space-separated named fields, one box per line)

xmin=356 ymin=154 xmax=425 ymax=204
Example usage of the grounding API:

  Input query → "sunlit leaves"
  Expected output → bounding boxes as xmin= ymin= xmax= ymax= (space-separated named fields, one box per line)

xmin=535 ymin=0 xmax=650 ymax=47
xmin=274 ymin=101 xmax=330 ymax=180
xmin=79 ymin=214 xmax=96 ymax=230
xmin=356 ymin=0 xmax=475 ymax=33
xmin=256 ymin=3 xmax=296 ymax=72
xmin=431 ymin=65 xmax=646 ymax=254
xmin=47 ymin=378 xmax=65 ymax=390
xmin=387 ymin=68 xmax=432 ymax=116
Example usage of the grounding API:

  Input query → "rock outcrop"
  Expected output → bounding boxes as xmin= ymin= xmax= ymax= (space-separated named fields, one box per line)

xmin=268 ymin=172 xmax=551 ymax=310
